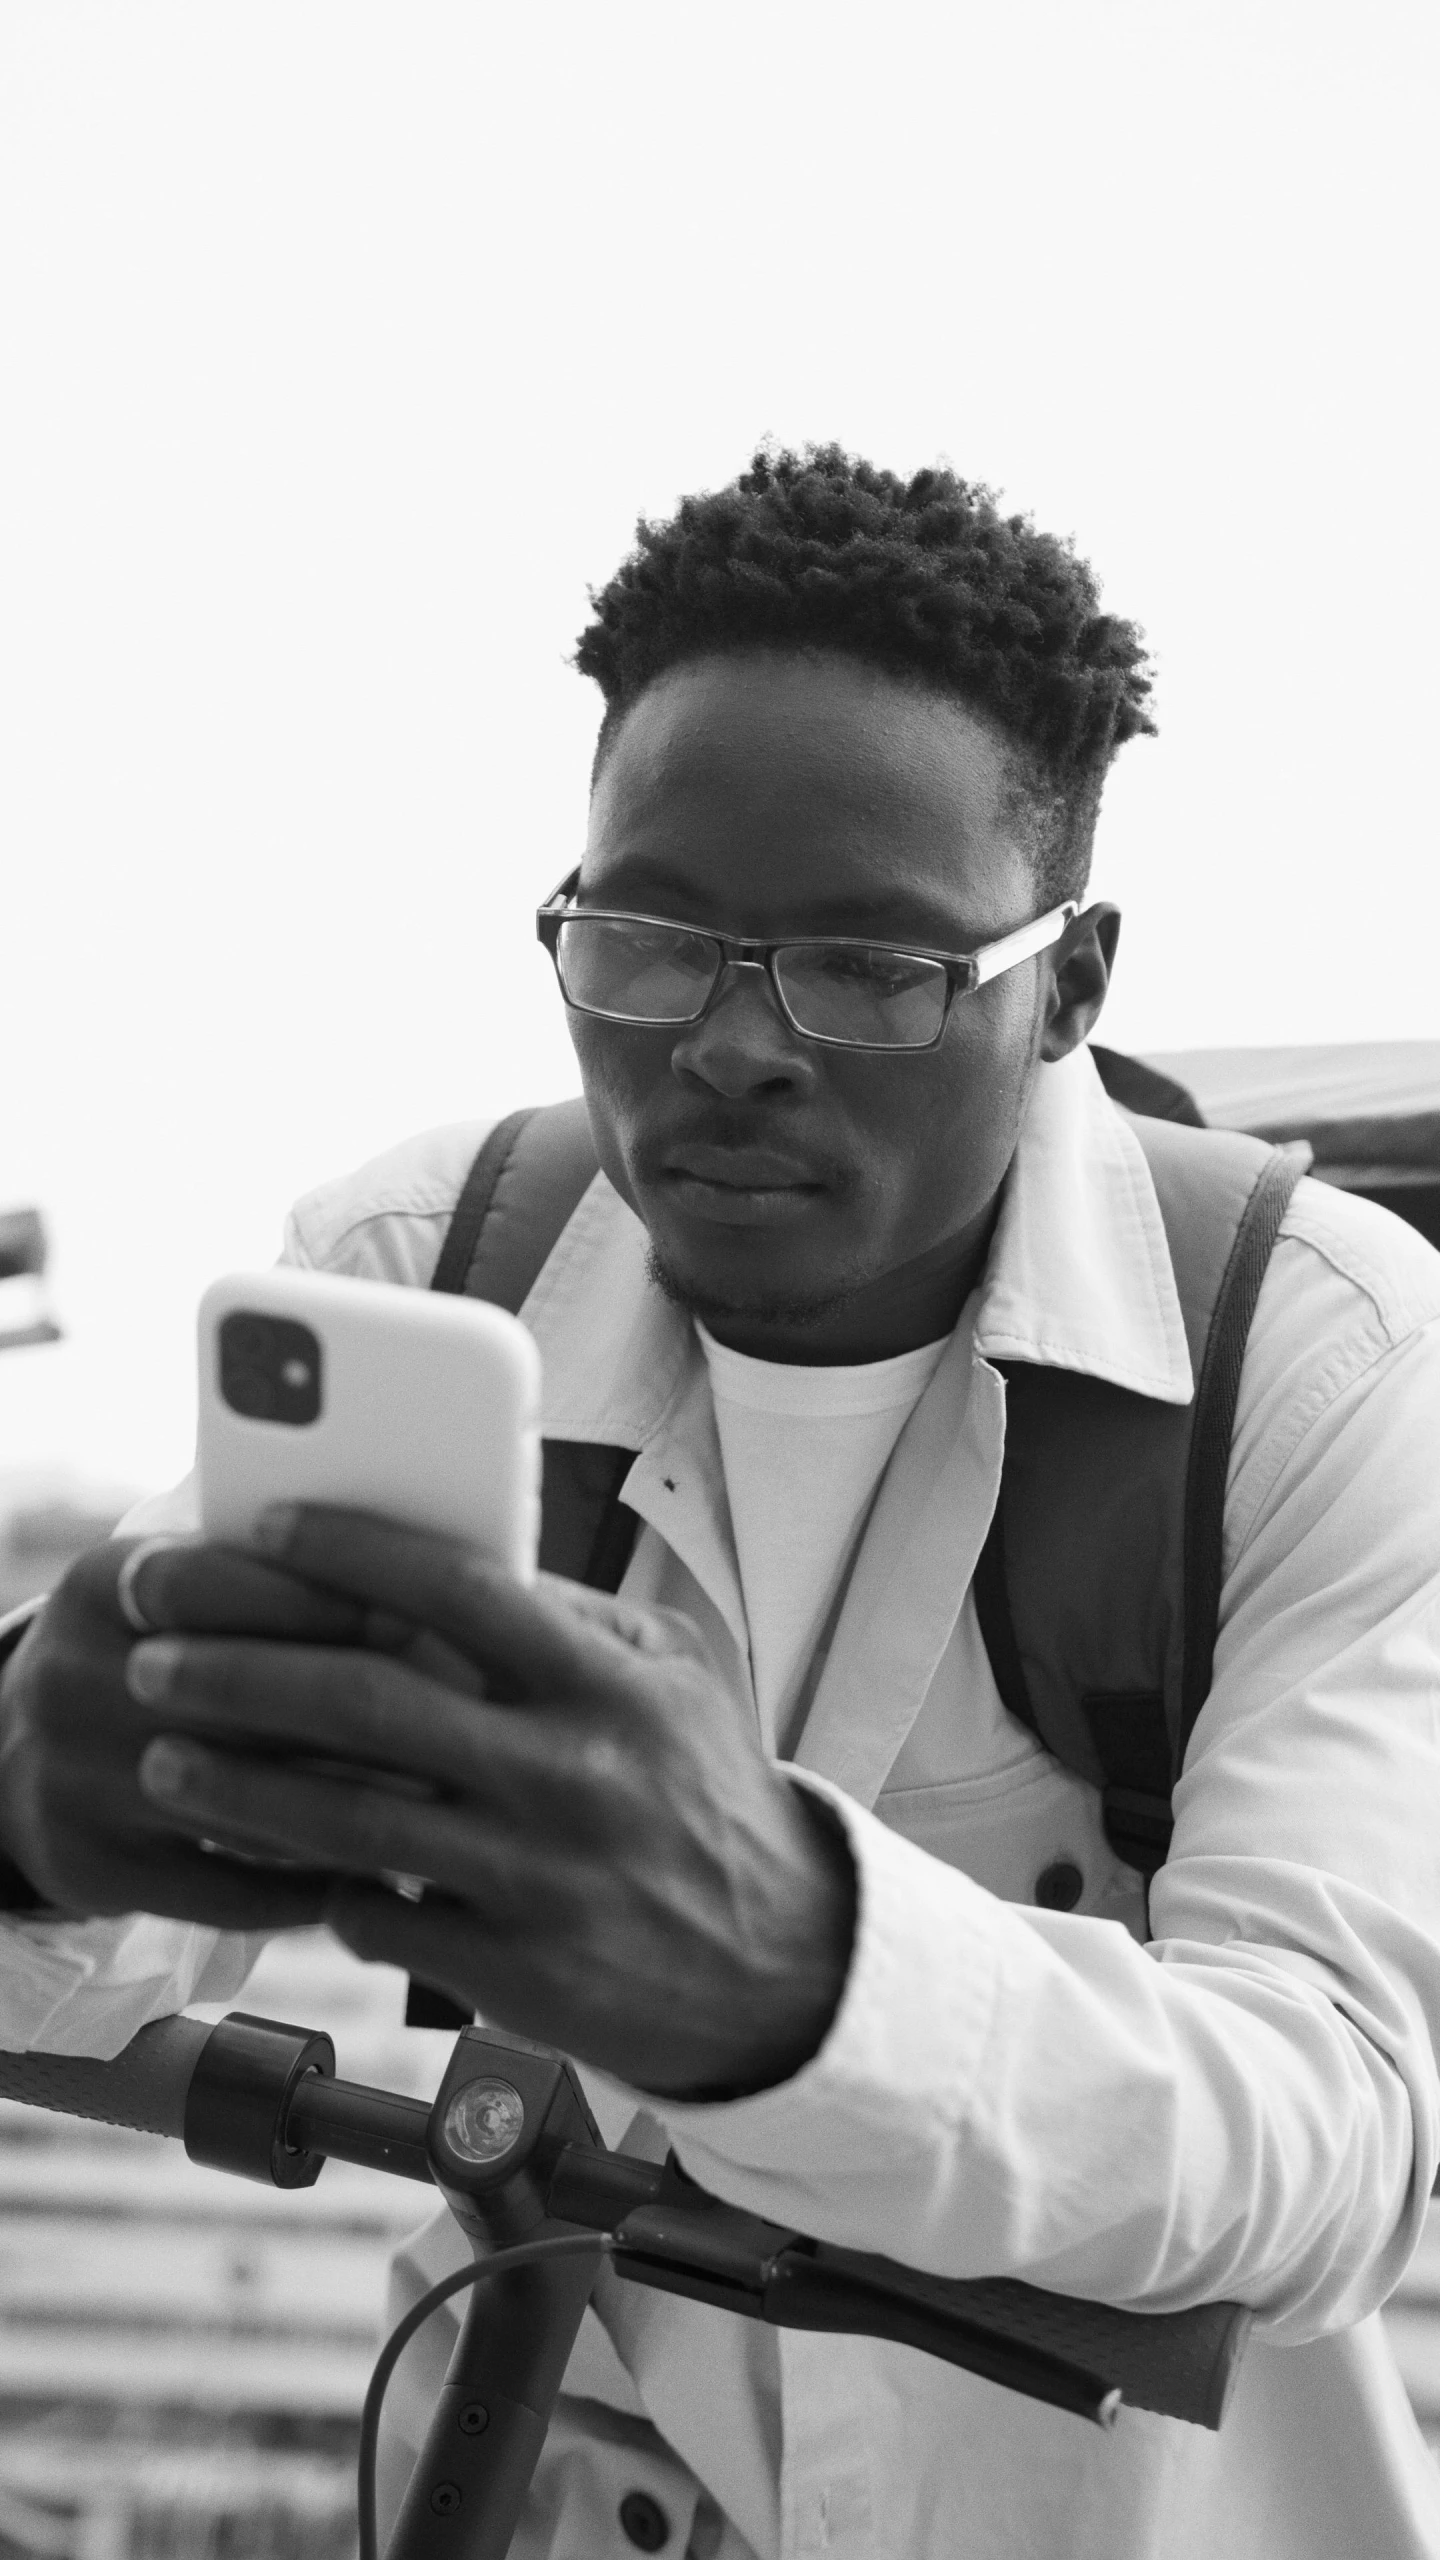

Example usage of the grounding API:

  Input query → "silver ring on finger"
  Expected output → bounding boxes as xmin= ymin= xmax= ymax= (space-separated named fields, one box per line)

xmin=115 ymin=1537 xmax=178 ymax=1637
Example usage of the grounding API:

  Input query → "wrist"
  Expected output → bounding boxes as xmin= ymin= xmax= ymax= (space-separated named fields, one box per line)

xmin=644 ymin=1781 xmax=857 ymax=2104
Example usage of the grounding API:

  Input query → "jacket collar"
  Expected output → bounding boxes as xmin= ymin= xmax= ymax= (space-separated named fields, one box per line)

xmin=520 ymin=1044 xmax=1194 ymax=1448
xmin=975 ymin=1043 xmax=1194 ymax=1401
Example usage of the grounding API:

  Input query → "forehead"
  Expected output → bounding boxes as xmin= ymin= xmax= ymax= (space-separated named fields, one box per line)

xmin=583 ymin=651 xmax=1033 ymax=939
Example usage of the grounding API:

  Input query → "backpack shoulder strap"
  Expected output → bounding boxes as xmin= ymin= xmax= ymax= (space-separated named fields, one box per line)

xmin=429 ymin=1096 xmax=642 ymax=1592
xmin=1176 ymin=1135 xmax=1308 ymax=1754
xmin=429 ymin=1098 xmax=600 ymax=1309
xmin=975 ymin=1117 xmax=1307 ymax=1883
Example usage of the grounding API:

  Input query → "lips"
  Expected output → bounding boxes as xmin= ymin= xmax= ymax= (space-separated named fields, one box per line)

xmin=651 ymin=1137 xmax=833 ymax=1230
xmin=664 ymin=1142 xmax=825 ymax=1191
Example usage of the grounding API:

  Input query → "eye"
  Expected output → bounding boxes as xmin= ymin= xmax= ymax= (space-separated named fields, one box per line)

xmin=802 ymin=947 xmax=935 ymax=994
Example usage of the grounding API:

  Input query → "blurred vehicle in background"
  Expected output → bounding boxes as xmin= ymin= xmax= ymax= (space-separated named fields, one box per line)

xmin=1143 ymin=1042 xmax=1440 ymax=1246
xmin=0 ymin=1206 xmax=133 ymax=1623
xmin=0 ymin=1216 xmax=60 ymax=1360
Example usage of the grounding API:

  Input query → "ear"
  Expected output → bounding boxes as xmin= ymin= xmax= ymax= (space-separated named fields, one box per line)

xmin=1038 ymin=904 xmax=1121 ymax=1063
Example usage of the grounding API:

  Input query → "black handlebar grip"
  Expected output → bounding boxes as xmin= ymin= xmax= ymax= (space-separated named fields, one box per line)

xmin=0 ymin=2015 xmax=214 ymax=2139
xmin=806 ymin=2249 xmax=1252 ymax=2430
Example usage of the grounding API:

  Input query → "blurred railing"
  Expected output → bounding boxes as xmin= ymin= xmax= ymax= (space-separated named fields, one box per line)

xmin=0 ymin=1934 xmax=452 ymax=2560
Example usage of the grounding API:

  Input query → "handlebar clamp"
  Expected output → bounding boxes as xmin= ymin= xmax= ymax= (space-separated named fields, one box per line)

xmin=183 ymin=2010 xmax=337 ymax=2189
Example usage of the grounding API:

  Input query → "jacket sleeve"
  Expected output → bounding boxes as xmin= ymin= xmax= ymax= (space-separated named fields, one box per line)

xmin=0 ymin=1910 xmax=267 ymax=2058
xmin=657 ymin=1207 xmax=1440 ymax=2345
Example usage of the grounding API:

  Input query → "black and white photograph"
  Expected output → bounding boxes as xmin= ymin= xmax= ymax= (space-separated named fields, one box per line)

xmin=1 ymin=4 xmax=1438 ymax=2555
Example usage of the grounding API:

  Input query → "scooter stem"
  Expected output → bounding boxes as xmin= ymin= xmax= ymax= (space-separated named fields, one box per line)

xmin=385 ymin=2028 xmax=608 ymax=2560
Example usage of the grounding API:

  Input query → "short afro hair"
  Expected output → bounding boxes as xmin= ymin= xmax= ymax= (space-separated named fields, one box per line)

xmin=575 ymin=444 xmax=1155 ymax=904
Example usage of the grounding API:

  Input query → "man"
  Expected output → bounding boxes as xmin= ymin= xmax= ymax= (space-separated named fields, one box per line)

xmin=1 ymin=446 xmax=1439 ymax=2558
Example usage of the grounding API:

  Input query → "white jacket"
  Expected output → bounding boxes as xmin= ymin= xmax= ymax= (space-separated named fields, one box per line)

xmin=6 ymin=1045 xmax=1440 ymax=2558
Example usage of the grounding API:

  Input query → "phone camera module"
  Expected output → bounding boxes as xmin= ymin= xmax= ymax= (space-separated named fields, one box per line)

xmin=219 ymin=1312 xmax=323 ymax=1426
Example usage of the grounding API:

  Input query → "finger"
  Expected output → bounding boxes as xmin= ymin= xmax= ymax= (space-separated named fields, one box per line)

xmin=132 ymin=1550 xmax=489 ymax=1691
xmin=324 ymin=1879 xmax=485 ymax=2006
xmin=323 ymin=1884 xmax=604 ymax=2067
xmin=124 ymin=1636 xmax=488 ymax=1782
xmin=254 ymin=1506 xmax=669 ymax=1704
xmin=121 ymin=1537 xmax=374 ymax=1645
xmin=126 ymin=1843 xmax=334 ymax=1929
xmin=137 ymin=1737 xmax=484 ymax=1885
xmin=45 ymin=1827 xmax=333 ymax=1930
xmin=380 ymin=1628 xmax=488 ymax=1697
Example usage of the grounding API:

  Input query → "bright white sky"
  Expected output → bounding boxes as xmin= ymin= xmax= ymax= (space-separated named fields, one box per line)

xmin=1 ymin=0 xmax=1436 ymax=1501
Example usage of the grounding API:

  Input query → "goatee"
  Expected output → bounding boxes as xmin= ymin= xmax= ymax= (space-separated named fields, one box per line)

xmin=644 ymin=1245 xmax=860 ymax=1338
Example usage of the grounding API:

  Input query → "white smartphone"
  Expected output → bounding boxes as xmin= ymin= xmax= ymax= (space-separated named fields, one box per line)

xmin=196 ymin=1267 xmax=542 ymax=1580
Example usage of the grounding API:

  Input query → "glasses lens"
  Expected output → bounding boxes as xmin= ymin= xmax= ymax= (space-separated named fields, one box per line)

xmin=556 ymin=917 xmax=719 ymax=1022
xmin=775 ymin=945 xmax=949 ymax=1047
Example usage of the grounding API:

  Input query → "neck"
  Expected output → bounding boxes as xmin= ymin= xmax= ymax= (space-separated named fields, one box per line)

xmin=697 ymin=1210 xmax=998 ymax=1365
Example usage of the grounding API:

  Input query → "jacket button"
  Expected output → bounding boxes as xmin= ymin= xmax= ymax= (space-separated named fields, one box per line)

xmin=1034 ymin=1860 xmax=1083 ymax=1911
xmin=620 ymin=2491 xmax=671 ymax=2551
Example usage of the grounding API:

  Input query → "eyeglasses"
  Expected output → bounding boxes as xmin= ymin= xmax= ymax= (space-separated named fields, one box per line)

xmin=535 ymin=868 xmax=1077 ymax=1054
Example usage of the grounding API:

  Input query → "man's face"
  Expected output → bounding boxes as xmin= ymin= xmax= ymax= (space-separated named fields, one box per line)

xmin=568 ymin=650 xmax=1085 ymax=1352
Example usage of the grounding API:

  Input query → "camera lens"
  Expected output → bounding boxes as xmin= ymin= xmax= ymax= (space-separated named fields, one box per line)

xmin=219 ymin=1311 xmax=323 ymax=1426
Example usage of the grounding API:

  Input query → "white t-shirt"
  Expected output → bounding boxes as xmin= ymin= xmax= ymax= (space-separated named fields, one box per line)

xmin=696 ymin=1324 xmax=950 ymax=1756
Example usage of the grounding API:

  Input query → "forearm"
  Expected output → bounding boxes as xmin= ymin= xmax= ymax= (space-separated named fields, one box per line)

xmin=657 ymin=1777 xmax=1435 ymax=2344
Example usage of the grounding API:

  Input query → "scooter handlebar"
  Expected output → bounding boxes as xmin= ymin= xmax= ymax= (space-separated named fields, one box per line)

xmin=0 ymin=2014 xmax=213 ymax=2138
xmin=0 ymin=2013 xmax=1251 ymax=2432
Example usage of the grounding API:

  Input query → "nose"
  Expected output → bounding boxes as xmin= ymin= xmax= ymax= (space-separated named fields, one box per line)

xmin=669 ymin=958 xmax=817 ymax=1100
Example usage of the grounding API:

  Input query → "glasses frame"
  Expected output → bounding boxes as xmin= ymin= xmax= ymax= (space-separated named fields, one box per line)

xmin=535 ymin=869 xmax=1078 ymax=1054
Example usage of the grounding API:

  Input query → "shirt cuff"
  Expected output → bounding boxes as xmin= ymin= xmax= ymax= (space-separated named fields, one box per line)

xmin=0 ymin=1601 xmax=49 ymax=1910
xmin=652 ymin=1772 xmax=1002 ymax=2221
xmin=0 ymin=1595 xmax=44 ymax=1663
xmin=0 ymin=1914 xmax=263 ymax=2058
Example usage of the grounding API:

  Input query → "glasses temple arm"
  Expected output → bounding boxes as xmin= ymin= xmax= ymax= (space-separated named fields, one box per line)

xmin=970 ymin=903 xmax=1078 ymax=987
